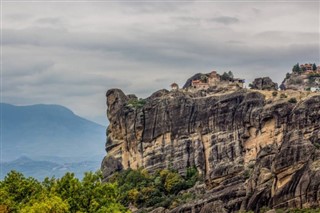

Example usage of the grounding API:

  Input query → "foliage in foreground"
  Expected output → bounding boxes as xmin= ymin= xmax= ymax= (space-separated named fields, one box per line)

xmin=2 ymin=169 xmax=319 ymax=213
xmin=0 ymin=170 xmax=129 ymax=213
xmin=0 ymin=167 xmax=199 ymax=212
xmin=108 ymin=167 xmax=199 ymax=209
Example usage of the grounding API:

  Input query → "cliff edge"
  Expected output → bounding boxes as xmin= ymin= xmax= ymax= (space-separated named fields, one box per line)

xmin=101 ymin=75 xmax=320 ymax=212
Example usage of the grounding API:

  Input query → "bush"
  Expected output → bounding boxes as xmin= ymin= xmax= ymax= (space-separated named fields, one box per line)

xmin=314 ymin=143 xmax=320 ymax=149
xmin=280 ymin=94 xmax=287 ymax=99
xmin=127 ymin=98 xmax=146 ymax=109
xmin=260 ymin=206 xmax=271 ymax=213
xmin=286 ymin=72 xmax=291 ymax=79
xmin=243 ymin=170 xmax=251 ymax=179
xmin=288 ymin=98 xmax=297 ymax=103
xmin=109 ymin=167 xmax=199 ymax=209
xmin=221 ymin=71 xmax=234 ymax=81
xmin=272 ymin=91 xmax=278 ymax=97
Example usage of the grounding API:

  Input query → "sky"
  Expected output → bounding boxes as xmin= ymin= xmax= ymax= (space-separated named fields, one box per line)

xmin=2 ymin=0 xmax=320 ymax=125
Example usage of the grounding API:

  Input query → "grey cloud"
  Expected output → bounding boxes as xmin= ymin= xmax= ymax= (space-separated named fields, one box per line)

xmin=35 ymin=17 xmax=66 ymax=29
xmin=255 ymin=31 xmax=318 ymax=40
xmin=4 ymin=13 xmax=32 ymax=21
xmin=226 ymin=40 xmax=245 ymax=44
xmin=172 ymin=16 xmax=201 ymax=24
xmin=36 ymin=17 xmax=62 ymax=25
xmin=252 ymin=8 xmax=261 ymax=14
xmin=119 ymin=2 xmax=190 ymax=14
xmin=3 ymin=25 xmax=319 ymax=79
xmin=2 ymin=1 xmax=319 ymax=124
xmin=209 ymin=16 xmax=239 ymax=25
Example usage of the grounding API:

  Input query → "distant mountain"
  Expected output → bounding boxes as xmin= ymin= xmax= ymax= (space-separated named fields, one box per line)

xmin=0 ymin=156 xmax=100 ymax=180
xmin=1 ymin=103 xmax=106 ymax=178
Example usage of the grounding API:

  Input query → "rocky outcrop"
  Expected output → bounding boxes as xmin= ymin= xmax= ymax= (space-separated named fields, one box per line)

xmin=250 ymin=77 xmax=278 ymax=91
xmin=280 ymin=71 xmax=320 ymax=91
xmin=101 ymin=84 xmax=320 ymax=212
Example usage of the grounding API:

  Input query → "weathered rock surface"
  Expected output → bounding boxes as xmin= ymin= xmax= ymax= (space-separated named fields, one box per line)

xmin=250 ymin=77 xmax=278 ymax=91
xmin=101 ymin=85 xmax=320 ymax=212
xmin=280 ymin=71 xmax=320 ymax=91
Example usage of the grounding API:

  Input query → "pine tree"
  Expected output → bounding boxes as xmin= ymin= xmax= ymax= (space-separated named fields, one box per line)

xmin=313 ymin=63 xmax=317 ymax=71
xmin=292 ymin=63 xmax=301 ymax=73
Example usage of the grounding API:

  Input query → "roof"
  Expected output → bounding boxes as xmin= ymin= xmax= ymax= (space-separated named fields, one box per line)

xmin=233 ymin=78 xmax=245 ymax=82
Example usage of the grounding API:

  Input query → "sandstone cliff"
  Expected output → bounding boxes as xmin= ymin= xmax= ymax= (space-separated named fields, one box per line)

xmin=101 ymin=84 xmax=320 ymax=212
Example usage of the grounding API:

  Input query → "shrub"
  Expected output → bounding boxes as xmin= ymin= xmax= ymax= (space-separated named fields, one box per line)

xmin=314 ymin=143 xmax=320 ymax=149
xmin=280 ymin=94 xmax=287 ymax=99
xmin=108 ymin=167 xmax=199 ymax=209
xmin=286 ymin=72 xmax=291 ymax=79
xmin=272 ymin=91 xmax=278 ymax=97
xmin=260 ymin=206 xmax=271 ymax=213
xmin=243 ymin=170 xmax=251 ymax=179
xmin=127 ymin=98 xmax=146 ymax=109
xmin=288 ymin=98 xmax=297 ymax=103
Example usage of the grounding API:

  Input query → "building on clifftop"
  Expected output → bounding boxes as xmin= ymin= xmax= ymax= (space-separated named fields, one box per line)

xmin=207 ymin=71 xmax=220 ymax=85
xmin=189 ymin=70 xmax=245 ymax=91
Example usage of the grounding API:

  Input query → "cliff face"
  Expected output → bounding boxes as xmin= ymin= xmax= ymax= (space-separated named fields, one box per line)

xmin=101 ymin=88 xmax=320 ymax=212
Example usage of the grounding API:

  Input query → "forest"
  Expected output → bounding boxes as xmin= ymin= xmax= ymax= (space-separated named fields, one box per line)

xmin=0 ymin=167 xmax=198 ymax=213
xmin=1 ymin=168 xmax=320 ymax=213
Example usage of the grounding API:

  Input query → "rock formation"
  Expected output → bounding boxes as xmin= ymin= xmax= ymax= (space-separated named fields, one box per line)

xmin=250 ymin=77 xmax=278 ymax=91
xmin=101 ymin=77 xmax=320 ymax=212
xmin=280 ymin=63 xmax=320 ymax=91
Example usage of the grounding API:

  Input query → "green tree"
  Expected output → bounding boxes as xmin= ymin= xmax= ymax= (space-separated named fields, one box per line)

xmin=228 ymin=71 xmax=234 ymax=79
xmin=0 ymin=171 xmax=42 ymax=212
xmin=20 ymin=195 xmax=69 ymax=213
xmin=80 ymin=171 xmax=125 ymax=213
xmin=292 ymin=63 xmax=301 ymax=73
xmin=160 ymin=169 xmax=184 ymax=194
xmin=221 ymin=72 xmax=232 ymax=81
xmin=0 ymin=170 xmax=129 ymax=213
xmin=312 ymin=63 xmax=317 ymax=71
xmin=55 ymin=172 xmax=82 ymax=212
xmin=286 ymin=72 xmax=291 ymax=79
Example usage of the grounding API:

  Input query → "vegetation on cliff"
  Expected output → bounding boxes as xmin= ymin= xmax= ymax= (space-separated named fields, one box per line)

xmin=107 ymin=167 xmax=199 ymax=210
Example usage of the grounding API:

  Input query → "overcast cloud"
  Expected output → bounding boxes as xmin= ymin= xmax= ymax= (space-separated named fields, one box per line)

xmin=2 ymin=1 xmax=320 ymax=125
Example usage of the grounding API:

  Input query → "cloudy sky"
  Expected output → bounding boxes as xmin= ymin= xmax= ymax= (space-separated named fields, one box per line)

xmin=2 ymin=0 xmax=320 ymax=125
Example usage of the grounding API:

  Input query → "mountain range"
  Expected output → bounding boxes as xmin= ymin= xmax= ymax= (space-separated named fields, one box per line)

xmin=1 ymin=103 xmax=106 ymax=179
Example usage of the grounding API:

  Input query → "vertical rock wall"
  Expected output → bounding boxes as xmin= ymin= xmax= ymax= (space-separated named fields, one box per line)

xmin=101 ymin=88 xmax=320 ymax=212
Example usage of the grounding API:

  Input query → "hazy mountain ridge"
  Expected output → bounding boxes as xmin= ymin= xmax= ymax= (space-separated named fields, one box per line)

xmin=1 ymin=103 xmax=106 ymax=161
xmin=1 ymin=103 xmax=106 ymax=179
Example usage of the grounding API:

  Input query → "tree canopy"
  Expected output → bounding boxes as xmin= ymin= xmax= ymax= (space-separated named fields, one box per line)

xmin=0 ymin=170 xmax=129 ymax=213
xmin=221 ymin=71 xmax=234 ymax=81
xmin=292 ymin=63 xmax=301 ymax=73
